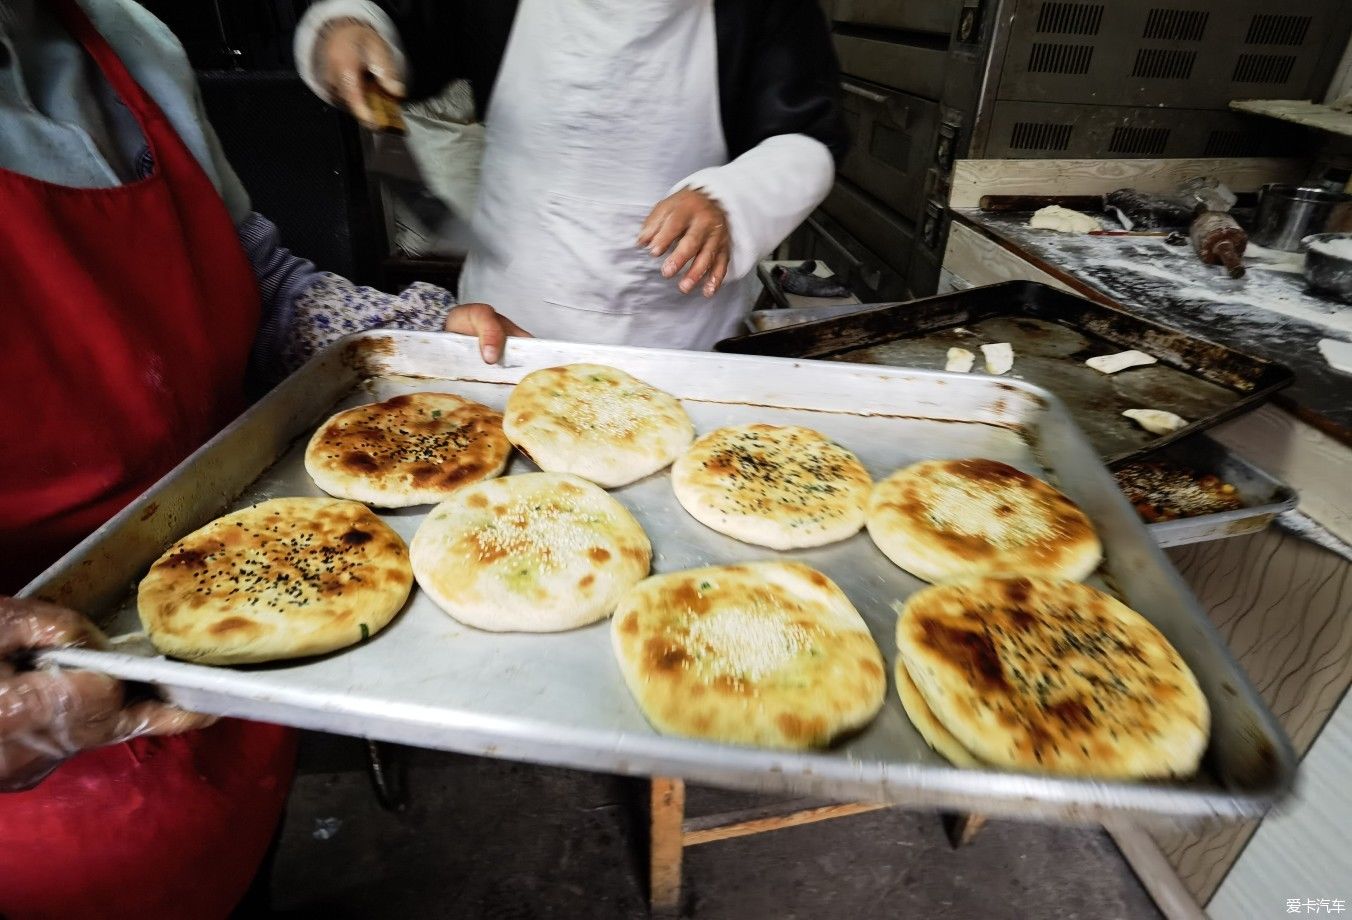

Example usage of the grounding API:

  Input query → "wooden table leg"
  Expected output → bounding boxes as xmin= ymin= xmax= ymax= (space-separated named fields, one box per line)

xmin=649 ymin=777 xmax=686 ymax=916
xmin=943 ymin=811 xmax=989 ymax=848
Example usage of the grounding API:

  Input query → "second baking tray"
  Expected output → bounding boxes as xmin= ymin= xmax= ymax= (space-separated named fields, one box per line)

xmin=716 ymin=280 xmax=1295 ymax=465
xmin=32 ymin=332 xmax=1293 ymax=823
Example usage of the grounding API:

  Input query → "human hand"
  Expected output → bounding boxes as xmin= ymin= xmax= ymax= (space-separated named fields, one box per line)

xmin=313 ymin=19 xmax=406 ymax=129
xmin=444 ymin=303 xmax=532 ymax=364
xmin=0 ymin=597 xmax=215 ymax=791
xmin=637 ymin=189 xmax=732 ymax=298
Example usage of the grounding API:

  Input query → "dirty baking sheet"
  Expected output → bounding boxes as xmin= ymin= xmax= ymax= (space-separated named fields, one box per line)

xmin=1125 ymin=436 xmax=1298 ymax=548
xmin=717 ymin=281 xmax=1294 ymax=465
xmin=32 ymin=332 xmax=1292 ymax=823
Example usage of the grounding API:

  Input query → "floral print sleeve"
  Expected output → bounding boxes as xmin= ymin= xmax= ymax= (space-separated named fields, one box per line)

xmin=281 ymin=274 xmax=455 ymax=372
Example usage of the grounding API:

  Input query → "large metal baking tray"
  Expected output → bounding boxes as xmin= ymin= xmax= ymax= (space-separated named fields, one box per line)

xmin=716 ymin=281 xmax=1295 ymax=466
xmin=31 ymin=331 xmax=1293 ymax=823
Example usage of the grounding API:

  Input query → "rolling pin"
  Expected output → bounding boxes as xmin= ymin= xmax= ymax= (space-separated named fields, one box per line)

xmin=1189 ymin=211 xmax=1247 ymax=279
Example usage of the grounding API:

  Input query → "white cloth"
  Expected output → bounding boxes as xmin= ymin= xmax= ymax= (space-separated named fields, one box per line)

xmin=297 ymin=0 xmax=835 ymax=349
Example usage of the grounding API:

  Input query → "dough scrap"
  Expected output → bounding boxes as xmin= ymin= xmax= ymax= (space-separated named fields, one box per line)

xmin=1029 ymin=205 xmax=1103 ymax=234
xmin=945 ymin=347 xmax=976 ymax=373
xmin=981 ymin=343 xmax=1014 ymax=375
xmin=1086 ymin=350 xmax=1158 ymax=374
xmin=1123 ymin=408 xmax=1188 ymax=435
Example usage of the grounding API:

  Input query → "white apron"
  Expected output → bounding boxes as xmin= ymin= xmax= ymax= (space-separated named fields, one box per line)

xmin=458 ymin=0 xmax=749 ymax=349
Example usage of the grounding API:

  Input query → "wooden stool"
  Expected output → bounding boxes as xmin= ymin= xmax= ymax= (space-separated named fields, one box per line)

xmin=647 ymin=776 xmax=987 ymax=915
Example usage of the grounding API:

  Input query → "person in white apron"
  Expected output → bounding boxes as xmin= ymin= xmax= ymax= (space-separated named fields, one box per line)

xmin=296 ymin=0 xmax=846 ymax=350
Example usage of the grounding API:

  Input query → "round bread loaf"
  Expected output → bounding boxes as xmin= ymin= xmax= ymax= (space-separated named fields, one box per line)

xmin=305 ymin=392 xmax=510 ymax=507
xmin=503 ymin=364 xmax=693 ymax=488
xmin=895 ymin=576 xmax=1209 ymax=778
xmin=612 ymin=562 xmax=886 ymax=750
xmin=137 ymin=497 xmax=412 ymax=664
xmin=671 ymin=424 xmax=871 ymax=550
xmin=895 ymin=659 xmax=982 ymax=768
xmin=867 ymin=458 xmax=1101 ymax=583
xmin=410 ymin=472 xmax=650 ymax=632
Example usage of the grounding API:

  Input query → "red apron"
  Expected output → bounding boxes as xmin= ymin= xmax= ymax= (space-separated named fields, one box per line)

xmin=0 ymin=2 xmax=295 ymax=918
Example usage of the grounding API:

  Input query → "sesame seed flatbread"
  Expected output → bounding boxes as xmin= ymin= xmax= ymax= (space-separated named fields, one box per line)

xmin=612 ymin=562 xmax=887 ymax=750
xmin=504 ymin=364 xmax=693 ymax=488
xmin=896 ymin=577 xmax=1210 ymax=778
xmin=137 ymin=497 xmax=412 ymax=664
xmin=411 ymin=472 xmax=651 ymax=632
xmin=671 ymin=424 xmax=871 ymax=550
xmin=895 ymin=658 xmax=982 ymax=768
xmin=305 ymin=392 xmax=510 ymax=507
xmin=867 ymin=459 xmax=1101 ymax=583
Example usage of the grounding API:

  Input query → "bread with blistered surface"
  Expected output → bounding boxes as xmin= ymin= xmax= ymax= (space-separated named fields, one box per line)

xmin=503 ymin=364 xmax=693 ymax=488
xmin=895 ymin=658 xmax=982 ymax=767
xmin=867 ymin=459 xmax=1101 ymax=583
xmin=612 ymin=562 xmax=886 ymax=749
xmin=672 ymin=424 xmax=871 ymax=550
xmin=411 ymin=472 xmax=650 ymax=632
xmin=137 ymin=498 xmax=412 ymax=664
xmin=895 ymin=576 xmax=1209 ymax=778
xmin=305 ymin=392 xmax=510 ymax=507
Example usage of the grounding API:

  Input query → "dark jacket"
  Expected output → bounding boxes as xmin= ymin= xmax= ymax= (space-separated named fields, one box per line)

xmin=380 ymin=0 xmax=848 ymax=163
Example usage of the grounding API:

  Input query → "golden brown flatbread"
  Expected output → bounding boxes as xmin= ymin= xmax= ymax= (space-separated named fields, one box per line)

xmin=867 ymin=459 xmax=1102 ymax=583
xmin=137 ymin=497 xmax=412 ymax=664
xmin=504 ymin=364 xmax=693 ymax=488
xmin=410 ymin=472 xmax=651 ymax=632
xmin=895 ymin=576 xmax=1209 ymax=778
xmin=671 ymin=424 xmax=871 ymax=550
xmin=612 ymin=562 xmax=886 ymax=750
xmin=305 ymin=392 xmax=510 ymax=507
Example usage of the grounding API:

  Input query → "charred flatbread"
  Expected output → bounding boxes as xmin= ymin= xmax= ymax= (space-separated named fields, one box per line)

xmin=305 ymin=392 xmax=510 ymax=507
xmin=137 ymin=497 xmax=412 ymax=664
xmin=895 ymin=576 xmax=1209 ymax=778
xmin=612 ymin=562 xmax=886 ymax=749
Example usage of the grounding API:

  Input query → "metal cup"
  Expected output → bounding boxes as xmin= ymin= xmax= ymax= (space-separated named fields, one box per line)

xmin=1250 ymin=185 xmax=1352 ymax=252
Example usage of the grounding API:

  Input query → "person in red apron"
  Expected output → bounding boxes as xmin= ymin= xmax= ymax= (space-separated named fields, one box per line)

xmin=0 ymin=2 xmax=521 ymax=917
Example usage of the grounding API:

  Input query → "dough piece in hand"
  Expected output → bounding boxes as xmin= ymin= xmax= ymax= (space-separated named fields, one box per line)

xmin=137 ymin=498 xmax=412 ymax=664
xmin=896 ymin=576 xmax=1210 ymax=778
xmin=1029 ymin=205 xmax=1102 ymax=233
xmin=411 ymin=472 xmax=650 ymax=632
xmin=504 ymin=364 xmax=693 ymax=488
xmin=672 ymin=424 xmax=872 ymax=550
xmin=612 ymin=562 xmax=887 ymax=750
xmin=867 ymin=458 xmax=1102 ymax=583
xmin=305 ymin=392 xmax=510 ymax=507
xmin=895 ymin=657 xmax=982 ymax=767
xmin=980 ymin=343 xmax=1014 ymax=375
xmin=945 ymin=347 xmax=976 ymax=373
xmin=1123 ymin=408 xmax=1187 ymax=435
xmin=1086 ymin=350 xmax=1158 ymax=374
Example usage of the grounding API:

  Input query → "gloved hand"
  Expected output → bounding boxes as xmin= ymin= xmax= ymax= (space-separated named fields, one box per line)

xmin=313 ymin=19 xmax=406 ymax=130
xmin=0 ymin=597 xmax=215 ymax=792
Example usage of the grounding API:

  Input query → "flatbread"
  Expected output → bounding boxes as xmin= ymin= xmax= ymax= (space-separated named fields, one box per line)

xmin=867 ymin=458 xmax=1102 ymax=583
xmin=305 ymin=392 xmax=510 ymax=507
xmin=896 ymin=576 xmax=1210 ymax=778
xmin=410 ymin=472 xmax=650 ymax=632
xmin=612 ymin=562 xmax=886 ymax=749
xmin=137 ymin=497 xmax=412 ymax=664
xmin=503 ymin=364 xmax=693 ymax=488
xmin=895 ymin=658 xmax=982 ymax=768
xmin=671 ymin=424 xmax=871 ymax=550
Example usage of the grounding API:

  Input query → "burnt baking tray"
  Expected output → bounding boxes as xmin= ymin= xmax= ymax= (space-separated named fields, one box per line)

xmin=716 ymin=281 xmax=1294 ymax=465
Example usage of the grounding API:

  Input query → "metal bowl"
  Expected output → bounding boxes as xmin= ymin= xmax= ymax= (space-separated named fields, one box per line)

xmin=1302 ymin=232 xmax=1352 ymax=303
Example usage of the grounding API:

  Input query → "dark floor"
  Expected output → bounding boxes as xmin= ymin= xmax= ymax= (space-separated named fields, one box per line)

xmin=258 ymin=733 xmax=1164 ymax=919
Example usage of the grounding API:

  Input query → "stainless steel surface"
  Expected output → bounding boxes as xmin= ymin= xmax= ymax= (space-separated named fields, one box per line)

xmin=30 ymin=331 xmax=1293 ymax=823
xmin=1137 ymin=436 xmax=1299 ymax=548
xmin=1301 ymin=232 xmax=1352 ymax=302
xmin=1251 ymin=185 xmax=1352 ymax=252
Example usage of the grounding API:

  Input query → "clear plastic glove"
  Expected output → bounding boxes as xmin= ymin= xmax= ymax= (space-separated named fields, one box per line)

xmin=0 ymin=597 xmax=215 ymax=792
